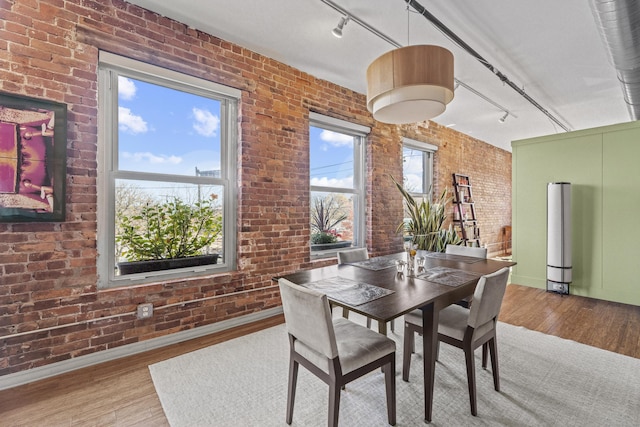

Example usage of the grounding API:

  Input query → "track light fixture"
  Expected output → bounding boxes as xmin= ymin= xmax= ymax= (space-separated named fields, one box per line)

xmin=499 ymin=112 xmax=509 ymax=123
xmin=332 ymin=16 xmax=349 ymax=38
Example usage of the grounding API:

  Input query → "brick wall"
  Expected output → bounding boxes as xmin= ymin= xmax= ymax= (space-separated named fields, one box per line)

xmin=0 ymin=0 xmax=511 ymax=376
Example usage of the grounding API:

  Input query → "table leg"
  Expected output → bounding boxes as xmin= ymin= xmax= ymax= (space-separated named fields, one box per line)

xmin=422 ymin=303 xmax=438 ymax=422
xmin=377 ymin=319 xmax=388 ymax=336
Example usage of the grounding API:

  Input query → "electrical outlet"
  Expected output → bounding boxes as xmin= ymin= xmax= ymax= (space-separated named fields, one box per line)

xmin=137 ymin=303 xmax=153 ymax=319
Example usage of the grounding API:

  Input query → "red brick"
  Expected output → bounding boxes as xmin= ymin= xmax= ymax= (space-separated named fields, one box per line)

xmin=0 ymin=0 xmax=511 ymax=377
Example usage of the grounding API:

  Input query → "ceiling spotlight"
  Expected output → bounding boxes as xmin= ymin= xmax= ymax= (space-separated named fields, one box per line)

xmin=332 ymin=16 xmax=349 ymax=38
xmin=499 ymin=112 xmax=509 ymax=123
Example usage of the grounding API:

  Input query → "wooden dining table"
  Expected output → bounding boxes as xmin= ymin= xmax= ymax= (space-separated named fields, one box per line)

xmin=276 ymin=250 xmax=516 ymax=423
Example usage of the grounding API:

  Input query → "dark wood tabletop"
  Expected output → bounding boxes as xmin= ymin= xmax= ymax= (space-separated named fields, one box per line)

xmin=276 ymin=250 xmax=516 ymax=422
xmin=277 ymin=251 xmax=513 ymax=325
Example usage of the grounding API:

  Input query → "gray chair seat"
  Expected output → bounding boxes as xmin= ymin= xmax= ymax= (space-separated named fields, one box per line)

xmin=405 ymin=304 xmax=494 ymax=343
xmin=295 ymin=317 xmax=396 ymax=375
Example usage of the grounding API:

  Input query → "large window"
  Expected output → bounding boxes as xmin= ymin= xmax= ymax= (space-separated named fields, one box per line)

xmin=309 ymin=113 xmax=368 ymax=257
xmin=402 ymin=137 xmax=437 ymax=198
xmin=97 ymin=52 xmax=239 ymax=288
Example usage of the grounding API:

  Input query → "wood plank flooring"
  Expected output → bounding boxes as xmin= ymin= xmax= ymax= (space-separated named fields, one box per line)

xmin=1 ymin=284 xmax=639 ymax=426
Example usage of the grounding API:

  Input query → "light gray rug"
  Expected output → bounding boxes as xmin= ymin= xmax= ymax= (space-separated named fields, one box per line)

xmin=149 ymin=315 xmax=640 ymax=426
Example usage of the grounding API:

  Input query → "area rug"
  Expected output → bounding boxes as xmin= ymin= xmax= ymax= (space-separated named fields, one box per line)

xmin=149 ymin=315 xmax=640 ymax=426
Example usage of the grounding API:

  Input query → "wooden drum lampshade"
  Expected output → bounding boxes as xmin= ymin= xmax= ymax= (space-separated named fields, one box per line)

xmin=366 ymin=45 xmax=454 ymax=124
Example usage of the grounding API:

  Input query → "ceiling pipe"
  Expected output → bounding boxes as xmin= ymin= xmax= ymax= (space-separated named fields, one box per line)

xmin=590 ymin=0 xmax=640 ymax=120
xmin=405 ymin=0 xmax=571 ymax=132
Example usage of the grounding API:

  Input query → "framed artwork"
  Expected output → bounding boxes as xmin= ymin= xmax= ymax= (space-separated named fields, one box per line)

xmin=0 ymin=92 xmax=67 ymax=222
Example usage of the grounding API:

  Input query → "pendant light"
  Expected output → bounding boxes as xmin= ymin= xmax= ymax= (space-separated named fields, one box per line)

xmin=366 ymin=45 xmax=454 ymax=124
xmin=366 ymin=6 xmax=454 ymax=124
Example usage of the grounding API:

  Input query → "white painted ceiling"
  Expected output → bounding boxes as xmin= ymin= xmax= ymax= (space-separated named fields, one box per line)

xmin=125 ymin=0 xmax=630 ymax=152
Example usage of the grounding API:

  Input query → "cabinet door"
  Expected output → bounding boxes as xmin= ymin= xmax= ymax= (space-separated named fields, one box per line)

xmin=602 ymin=127 xmax=640 ymax=300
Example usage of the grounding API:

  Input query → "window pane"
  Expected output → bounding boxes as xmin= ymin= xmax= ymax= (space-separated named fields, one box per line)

xmin=117 ymin=76 xmax=222 ymax=177
xmin=310 ymin=191 xmax=355 ymax=248
xmin=403 ymin=146 xmax=425 ymax=194
xmin=309 ymin=126 xmax=354 ymax=189
xmin=114 ymin=179 xmax=224 ymax=276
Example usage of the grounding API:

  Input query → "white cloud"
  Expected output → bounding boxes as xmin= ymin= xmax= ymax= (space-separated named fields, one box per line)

xmin=320 ymin=130 xmax=353 ymax=147
xmin=192 ymin=108 xmax=219 ymax=137
xmin=118 ymin=107 xmax=148 ymax=134
xmin=121 ymin=151 xmax=183 ymax=164
xmin=311 ymin=176 xmax=353 ymax=188
xmin=118 ymin=77 xmax=137 ymax=100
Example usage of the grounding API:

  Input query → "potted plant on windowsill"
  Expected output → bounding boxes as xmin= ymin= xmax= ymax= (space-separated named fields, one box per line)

xmin=310 ymin=194 xmax=352 ymax=251
xmin=310 ymin=229 xmax=352 ymax=251
xmin=116 ymin=196 xmax=222 ymax=275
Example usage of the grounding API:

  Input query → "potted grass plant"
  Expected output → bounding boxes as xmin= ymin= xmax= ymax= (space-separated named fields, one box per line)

xmin=116 ymin=196 xmax=222 ymax=275
xmin=391 ymin=175 xmax=461 ymax=252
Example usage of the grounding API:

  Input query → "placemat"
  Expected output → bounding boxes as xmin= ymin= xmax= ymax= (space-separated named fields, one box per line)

xmin=416 ymin=266 xmax=481 ymax=287
xmin=424 ymin=251 xmax=484 ymax=264
xmin=347 ymin=256 xmax=397 ymax=271
xmin=301 ymin=277 xmax=394 ymax=306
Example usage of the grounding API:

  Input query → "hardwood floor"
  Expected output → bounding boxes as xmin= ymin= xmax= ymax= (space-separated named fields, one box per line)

xmin=499 ymin=284 xmax=640 ymax=358
xmin=1 ymin=284 xmax=639 ymax=426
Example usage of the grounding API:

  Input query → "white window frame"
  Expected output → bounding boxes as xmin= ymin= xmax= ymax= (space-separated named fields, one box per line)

xmin=402 ymin=137 xmax=437 ymax=198
xmin=309 ymin=112 xmax=369 ymax=258
xmin=96 ymin=52 xmax=239 ymax=288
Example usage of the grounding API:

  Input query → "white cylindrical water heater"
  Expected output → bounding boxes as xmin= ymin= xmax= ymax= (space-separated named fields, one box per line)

xmin=547 ymin=182 xmax=571 ymax=294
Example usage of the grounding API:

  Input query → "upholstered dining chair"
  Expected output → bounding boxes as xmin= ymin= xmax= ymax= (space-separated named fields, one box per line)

xmin=445 ymin=243 xmax=488 ymax=258
xmin=445 ymin=244 xmax=488 ymax=308
xmin=336 ymin=248 xmax=369 ymax=321
xmin=402 ymin=267 xmax=510 ymax=416
xmin=278 ymin=278 xmax=396 ymax=427
xmin=337 ymin=248 xmax=395 ymax=332
xmin=336 ymin=247 xmax=369 ymax=264
xmin=337 ymin=248 xmax=368 ymax=326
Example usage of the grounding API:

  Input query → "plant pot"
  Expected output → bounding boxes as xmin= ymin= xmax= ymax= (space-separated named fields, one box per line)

xmin=310 ymin=241 xmax=352 ymax=252
xmin=117 ymin=254 xmax=219 ymax=275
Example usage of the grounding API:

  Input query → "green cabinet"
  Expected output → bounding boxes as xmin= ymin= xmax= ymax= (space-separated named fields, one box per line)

xmin=512 ymin=121 xmax=640 ymax=306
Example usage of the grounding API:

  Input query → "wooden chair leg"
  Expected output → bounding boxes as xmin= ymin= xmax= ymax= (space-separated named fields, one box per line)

xmin=482 ymin=342 xmax=488 ymax=369
xmin=488 ymin=337 xmax=500 ymax=391
xmin=286 ymin=358 xmax=298 ymax=424
xmin=402 ymin=324 xmax=413 ymax=382
xmin=464 ymin=344 xmax=478 ymax=416
xmin=328 ymin=380 xmax=341 ymax=427
xmin=384 ymin=358 xmax=397 ymax=425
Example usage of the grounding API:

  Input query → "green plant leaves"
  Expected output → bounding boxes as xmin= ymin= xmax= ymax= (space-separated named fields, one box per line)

xmin=391 ymin=175 xmax=461 ymax=252
xmin=116 ymin=197 xmax=222 ymax=261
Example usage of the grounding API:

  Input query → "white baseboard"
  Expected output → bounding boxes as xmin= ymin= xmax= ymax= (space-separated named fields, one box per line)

xmin=0 ymin=307 xmax=283 ymax=391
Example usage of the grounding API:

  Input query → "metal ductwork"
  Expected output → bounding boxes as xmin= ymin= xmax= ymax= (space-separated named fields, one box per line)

xmin=590 ymin=0 xmax=640 ymax=120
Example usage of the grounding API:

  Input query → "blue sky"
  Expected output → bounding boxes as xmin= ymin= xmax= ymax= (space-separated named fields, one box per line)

xmin=118 ymin=76 xmax=221 ymax=177
xmin=309 ymin=126 xmax=354 ymax=189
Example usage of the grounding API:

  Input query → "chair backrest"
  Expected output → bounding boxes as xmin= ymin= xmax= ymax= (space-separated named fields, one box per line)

xmin=467 ymin=267 xmax=510 ymax=329
xmin=337 ymin=248 xmax=369 ymax=264
xmin=278 ymin=278 xmax=339 ymax=359
xmin=445 ymin=244 xmax=487 ymax=259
